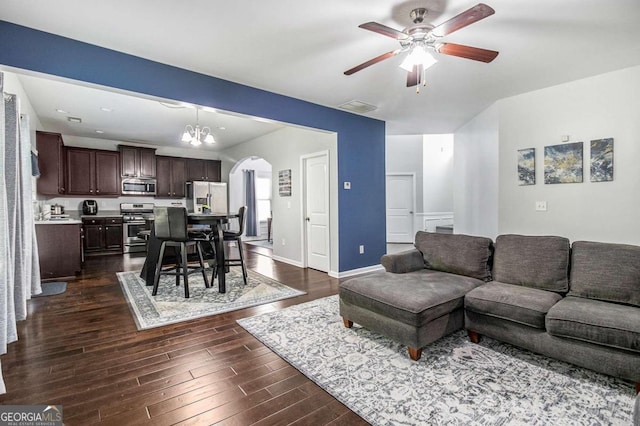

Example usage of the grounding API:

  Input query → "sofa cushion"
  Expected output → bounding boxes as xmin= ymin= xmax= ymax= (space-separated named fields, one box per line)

xmin=493 ymin=234 xmax=570 ymax=292
xmin=464 ymin=282 xmax=562 ymax=329
xmin=568 ymin=241 xmax=640 ymax=307
xmin=339 ymin=270 xmax=484 ymax=327
xmin=381 ymin=249 xmax=425 ymax=274
xmin=414 ymin=231 xmax=493 ymax=281
xmin=546 ymin=296 xmax=640 ymax=353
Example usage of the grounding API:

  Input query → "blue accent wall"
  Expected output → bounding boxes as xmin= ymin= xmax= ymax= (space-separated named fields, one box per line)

xmin=0 ymin=20 xmax=387 ymax=272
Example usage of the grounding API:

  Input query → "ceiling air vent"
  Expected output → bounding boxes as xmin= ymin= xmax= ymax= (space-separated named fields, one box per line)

xmin=339 ymin=100 xmax=377 ymax=114
xmin=67 ymin=116 xmax=82 ymax=123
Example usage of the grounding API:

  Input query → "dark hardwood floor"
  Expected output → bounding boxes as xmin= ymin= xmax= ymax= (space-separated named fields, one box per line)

xmin=0 ymin=245 xmax=369 ymax=425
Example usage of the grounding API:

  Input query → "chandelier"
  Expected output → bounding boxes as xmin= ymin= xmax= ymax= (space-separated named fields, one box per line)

xmin=181 ymin=108 xmax=215 ymax=146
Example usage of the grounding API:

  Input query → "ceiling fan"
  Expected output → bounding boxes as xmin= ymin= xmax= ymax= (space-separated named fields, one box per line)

xmin=344 ymin=3 xmax=499 ymax=91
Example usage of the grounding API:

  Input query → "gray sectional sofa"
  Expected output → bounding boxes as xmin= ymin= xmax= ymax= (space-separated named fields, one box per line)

xmin=340 ymin=232 xmax=493 ymax=361
xmin=339 ymin=231 xmax=640 ymax=392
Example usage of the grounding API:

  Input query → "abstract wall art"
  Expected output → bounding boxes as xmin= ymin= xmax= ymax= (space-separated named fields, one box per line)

xmin=590 ymin=138 xmax=614 ymax=182
xmin=544 ymin=142 xmax=583 ymax=184
xmin=517 ymin=148 xmax=536 ymax=185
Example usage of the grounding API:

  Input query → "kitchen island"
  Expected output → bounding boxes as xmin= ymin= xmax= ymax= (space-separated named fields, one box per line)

xmin=35 ymin=220 xmax=83 ymax=280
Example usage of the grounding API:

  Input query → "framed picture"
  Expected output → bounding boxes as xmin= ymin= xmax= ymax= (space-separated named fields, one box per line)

xmin=590 ymin=138 xmax=614 ymax=182
xmin=278 ymin=169 xmax=292 ymax=196
xmin=544 ymin=142 xmax=583 ymax=184
xmin=517 ymin=148 xmax=535 ymax=185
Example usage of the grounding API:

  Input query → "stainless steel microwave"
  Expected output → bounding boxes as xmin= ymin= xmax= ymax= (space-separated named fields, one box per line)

xmin=121 ymin=178 xmax=156 ymax=196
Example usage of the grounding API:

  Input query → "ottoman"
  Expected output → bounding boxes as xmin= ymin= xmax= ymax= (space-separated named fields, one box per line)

xmin=339 ymin=269 xmax=485 ymax=360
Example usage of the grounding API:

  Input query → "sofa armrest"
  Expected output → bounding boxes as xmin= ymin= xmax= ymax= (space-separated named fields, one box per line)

xmin=381 ymin=249 xmax=424 ymax=273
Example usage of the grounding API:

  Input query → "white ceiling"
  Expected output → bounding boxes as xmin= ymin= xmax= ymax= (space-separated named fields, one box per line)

xmin=2 ymin=0 xmax=640 ymax=141
xmin=15 ymin=73 xmax=286 ymax=150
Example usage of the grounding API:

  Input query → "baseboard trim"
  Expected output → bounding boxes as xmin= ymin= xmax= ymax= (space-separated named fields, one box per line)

xmin=271 ymin=255 xmax=305 ymax=269
xmin=330 ymin=264 xmax=384 ymax=278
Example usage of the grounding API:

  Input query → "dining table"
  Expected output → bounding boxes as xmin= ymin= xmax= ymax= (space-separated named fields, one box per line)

xmin=140 ymin=212 xmax=238 ymax=293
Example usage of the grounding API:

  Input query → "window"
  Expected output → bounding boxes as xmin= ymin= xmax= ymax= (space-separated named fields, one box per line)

xmin=256 ymin=174 xmax=272 ymax=222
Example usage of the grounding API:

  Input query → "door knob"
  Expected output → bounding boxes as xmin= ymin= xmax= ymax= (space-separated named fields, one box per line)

xmin=305 ymin=217 xmax=310 ymax=222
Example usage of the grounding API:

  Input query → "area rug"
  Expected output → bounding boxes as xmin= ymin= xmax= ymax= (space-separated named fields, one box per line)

xmin=33 ymin=281 xmax=67 ymax=297
xmin=117 ymin=269 xmax=305 ymax=330
xmin=237 ymin=295 xmax=634 ymax=425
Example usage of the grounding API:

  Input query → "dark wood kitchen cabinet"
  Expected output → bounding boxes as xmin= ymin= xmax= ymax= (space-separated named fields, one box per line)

xmin=119 ymin=145 xmax=156 ymax=178
xmin=36 ymin=131 xmax=66 ymax=195
xmin=66 ymin=148 xmax=120 ymax=196
xmin=186 ymin=158 xmax=221 ymax=182
xmin=82 ymin=217 xmax=123 ymax=255
xmin=156 ymin=156 xmax=187 ymax=198
xmin=36 ymin=223 xmax=82 ymax=279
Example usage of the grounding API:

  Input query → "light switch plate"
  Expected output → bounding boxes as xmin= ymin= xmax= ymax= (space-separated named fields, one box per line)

xmin=535 ymin=201 xmax=547 ymax=211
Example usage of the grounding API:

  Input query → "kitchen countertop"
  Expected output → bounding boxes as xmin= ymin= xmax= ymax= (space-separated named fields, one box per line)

xmin=80 ymin=210 xmax=122 ymax=218
xmin=35 ymin=219 xmax=82 ymax=225
xmin=35 ymin=210 xmax=122 ymax=224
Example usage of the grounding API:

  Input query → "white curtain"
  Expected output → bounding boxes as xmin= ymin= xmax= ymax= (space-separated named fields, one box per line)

xmin=0 ymin=72 xmax=42 ymax=394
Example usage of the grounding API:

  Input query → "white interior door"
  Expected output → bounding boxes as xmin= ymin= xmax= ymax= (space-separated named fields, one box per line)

xmin=386 ymin=174 xmax=415 ymax=243
xmin=304 ymin=153 xmax=330 ymax=272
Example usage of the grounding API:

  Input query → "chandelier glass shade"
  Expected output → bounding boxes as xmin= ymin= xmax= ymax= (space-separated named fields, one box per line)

xmin=181 ymin=108 xmax=215 ymax=146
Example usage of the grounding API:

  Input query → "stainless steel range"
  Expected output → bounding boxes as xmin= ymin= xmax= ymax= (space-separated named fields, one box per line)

xmin=120 ymin=203 xmax=155 ymax=253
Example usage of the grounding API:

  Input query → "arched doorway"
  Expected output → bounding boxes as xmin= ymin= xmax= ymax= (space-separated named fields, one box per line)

xmin=229 ymin=157 xmax=273 ymax=253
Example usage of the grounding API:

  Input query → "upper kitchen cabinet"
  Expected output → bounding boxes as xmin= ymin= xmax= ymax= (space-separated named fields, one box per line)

xmin=66 ymin=148 xmax=120 ymax=196
xmin=36 ymin=131 xmax=66 ymax=195
xmin=187 ymin=158 xmax=221 ymax=182
xmin=119 ymin=145 xmax=156 ymax=178
xmin=156 ymin=156 xmax=187 ymax=198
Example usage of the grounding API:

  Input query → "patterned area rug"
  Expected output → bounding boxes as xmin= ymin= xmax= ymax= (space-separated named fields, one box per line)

xmin=237 ymin=295 xmax=634 ymax=426
xmin=117 ymin=269 xmax=305 ymax=330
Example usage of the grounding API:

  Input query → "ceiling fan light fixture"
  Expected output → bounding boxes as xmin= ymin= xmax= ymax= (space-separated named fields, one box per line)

xmin=399 ymin=46 xmax=437 ymax=72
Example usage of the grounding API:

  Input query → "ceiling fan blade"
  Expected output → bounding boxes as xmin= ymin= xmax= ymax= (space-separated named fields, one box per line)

xmin=432 ymin=3 xmax=495 ymax=37
xmin=437 ymin=42 xmax=499 ymax=63
xmin=406 ymin=64 xmax=423 ymax=87
xmin=344 ymin=49 xmax=402 ymax=75
xmin=359 ymin=22 xmax=409 ymax=40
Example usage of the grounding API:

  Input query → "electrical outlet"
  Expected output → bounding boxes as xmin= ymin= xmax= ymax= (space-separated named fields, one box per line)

xmin=344 ymin=181 xmax=351 ymax=190
xmin=359 ymin=245 xmax=364 ymax=254
xmin=281 ymin=238 xmax=286 ymax=246
xmin=535 ymin=201 xmax=547 ymax=211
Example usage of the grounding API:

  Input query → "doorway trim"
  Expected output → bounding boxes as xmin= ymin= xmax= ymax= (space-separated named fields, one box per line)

xmin=300 ymin=150 xmax=331 ymax=271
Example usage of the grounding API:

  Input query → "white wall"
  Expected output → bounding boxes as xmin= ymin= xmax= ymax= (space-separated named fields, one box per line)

xmin=497 ymin=65 xmax=640 ymax=244
xmin=3 ymin=71 xmax=44 ymax=202
xmin=422 ymin=134 xmax=454 ymax=213
xmin=454 ymin=65 xmax=640 ymax=245
xmin=219 ymin=126 xmax=338 ymax=272
xmin=2 ymin=71 xmax=43 ymax=145
xmin=453 ymin=104 xmax=500 ymax=239
xmin=386 ymin=135 xmax=423 ymax=212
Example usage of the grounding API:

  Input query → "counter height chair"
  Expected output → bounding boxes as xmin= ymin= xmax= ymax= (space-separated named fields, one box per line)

xmin=213 ymin=206 xmax=248 ymax=285
xmin=152 ymin=207 xmax=210 ymax=298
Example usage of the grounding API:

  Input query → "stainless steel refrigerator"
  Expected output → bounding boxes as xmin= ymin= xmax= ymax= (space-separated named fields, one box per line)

xmin=186 ymin=181 xmax=228 ymax=214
